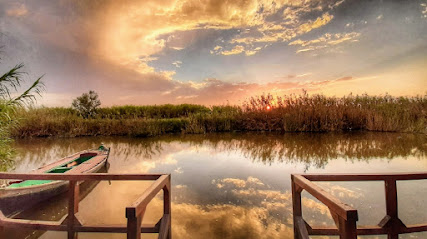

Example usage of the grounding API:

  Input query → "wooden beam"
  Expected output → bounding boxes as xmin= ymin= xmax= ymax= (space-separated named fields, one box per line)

xmin=292 ymin=175 xmax=358 ymax=221
xmin=75 ymin=223 xmax=158 ymax=233
xmin=338 ymin=215 xmax=357 ymax=239
xmin=384 ymin=179 xmax=399 ymax=239
xmin=302 ymin=172 xmax=427 ymax=181
xmin=158 ymin=215 xmax=171 ymax=239
xmin=68 ymin=181 xmax=78 ymax=239
xmin=309 ymin=225 xmax=385 ymax=235
xmin=127 ymin=207 xmax=145 ymax=239
xmin=128 ymin=175 xmax=170 ymax=217
xmin=291 ymin=175 xmax=303 ymax=239
xmin=163 ymin=176 xmax=172 ymax=239
xmin=294 ymin=216 xmax=310 ymax=239
xmin=0 ymin=173 xmax=164 ymax=181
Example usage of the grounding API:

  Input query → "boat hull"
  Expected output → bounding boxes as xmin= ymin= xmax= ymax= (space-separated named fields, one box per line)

xmin=0 ymin=149 xmax=109 ymax=217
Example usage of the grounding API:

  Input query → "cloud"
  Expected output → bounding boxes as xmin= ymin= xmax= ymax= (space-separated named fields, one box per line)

xmin=220 ymin=45 xmax=245 ymax=55
xmin=289 ymin=32 xmax=360 ymax=53
xmin=421 ymin=3 xmax=427 ymax=18
xmin=214 ymin=176 xmax=264 ymax=188
xmin=5 ymin=4 xmax=28 ymax=17
xmin=45 ymin=0 xmax=343 ymax=66
xmin=172 ymin=60 xmax=182 ymax=68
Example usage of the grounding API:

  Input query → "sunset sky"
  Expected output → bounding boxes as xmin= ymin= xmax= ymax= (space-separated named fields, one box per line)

xmin=0 ymin=0 xmax=426 ymax=106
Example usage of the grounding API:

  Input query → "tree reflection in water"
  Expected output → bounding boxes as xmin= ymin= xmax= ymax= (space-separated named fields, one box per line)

xmin=4 ymin=132 xmax=426 ymax=239
xmin=11 ymin=132 xmax=426 ymax=171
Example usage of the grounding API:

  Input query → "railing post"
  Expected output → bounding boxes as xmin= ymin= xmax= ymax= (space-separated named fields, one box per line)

xmin=384 ymin=179 xmax=399 ymax=239
xmin=0 ymin=224 xmax=4 ymax=238
xmin=68 ymin=180 xmax=79 ymax=239
xmin=291 ymin=175 xmax=303 ymax=239
xmin=163 ymin=174 xmax=171 ymax=239
xmin=338 ymin=216 xmax=357 ymax=239
xmin=126 ymin=207 xmax=145 ymax=239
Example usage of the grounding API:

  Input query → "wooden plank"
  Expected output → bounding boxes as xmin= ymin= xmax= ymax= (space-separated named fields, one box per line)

xmin=33 ymin=154 xmax=80 ymax=174
xmin=292 ymin=176 xmax=303 ymax=239
xmin=403 ymin=223 xmax=427 ymax=233
xmin=163 ymin=178 xmax=172 ymax=239
xmin=0 ymin=173 xmax=164 ymax=181
xmin=158 ymin=215 xmax=171 ymax=239
xmin=68 ymin=181 xmax=78 ymax=239
xmin=302 ymin=172 xmax=427 ymax=181
xmin=127 ymin=212 xmax=143 ymax=239
xmin=338 ymin=215 xmax=357 ymax=239
xmin=384 ymin=179 xmax=399 ymax=239
xmin=292 ymin=175 xmax=358 ymax=221
xmin=309 ymin=224 xmax=427 ymax=236
xmin=75 ymin=223 xmax=159 ymax=233
xmin=309 ymin=225 xmax=385 ymax=235
xmin=0 ymin=216 xmax=66 ymax=231
xmin=294 ymin=216 xmax=309 ymax=239
xmin=127 ymin=175 xmax=170 ymax=217
xmin=67 ymin=155 xmax=106 ymax=174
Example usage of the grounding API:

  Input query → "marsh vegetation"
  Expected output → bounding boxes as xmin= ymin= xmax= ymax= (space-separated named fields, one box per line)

xmin=12 ymin=93 xmax=427 ymax=138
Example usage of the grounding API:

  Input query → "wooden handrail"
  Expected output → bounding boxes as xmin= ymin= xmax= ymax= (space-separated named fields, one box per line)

xmin=0 ymin=173 xmax=164 ymax=180
xmin=303 ymin=172 xmax=427 ymax=181
xmin=292 ymin=175 xmax=357 ymax=221
xmin=127 ymin=175 xmax=170 ymax=218
xmin=0 ymin=173 xmax=172 ymax=239
xmin=291 ymin=172 xmax=427 ymax=239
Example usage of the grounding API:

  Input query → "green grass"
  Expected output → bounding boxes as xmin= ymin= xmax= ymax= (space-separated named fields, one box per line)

xmin=10 ymin=93 xmax=427 ymax=138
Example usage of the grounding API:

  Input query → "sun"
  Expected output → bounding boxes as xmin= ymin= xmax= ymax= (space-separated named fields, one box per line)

xmin=266 ymin=105 xmax=271 ymax=110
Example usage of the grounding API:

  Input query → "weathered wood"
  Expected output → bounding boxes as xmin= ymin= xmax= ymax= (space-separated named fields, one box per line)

xmin=293 ymin=175 xmax=358 ymax=221
xmin=303 ymin=172 xmax=427 ymax=181
xmin=0 ymin=173 xmax=171 ymax=238
xmin=309 ymin=223 xmax=427 ymax=236
xmin=75 ymin=223 xmax=159 ymax=233
xmin=292 ymin=172 xmax=427 ymax=239
xmin=129 ymin=175 xmax=170 ymax=217
xmin=0 ymin=173 xmax=163 ymax=181
xmin=384 ymin=179 xmax=398 ymax=239
xmin=294 ymin=216 xmax=310 ymax=239
xmin=127 ymin=207 xmax=145 ymax=239
xmin=338 ymin=215 xmax=357 ymax=239
xmin=329 ymin=210 xmax=340 ymax=228
xmin=163 ymin=175 xmax=172 ymax=239
xmin=158 ymin=215 xmax=171 ymax=239
xmin=291 ymin=175 xmax=303 ymax=239
xmin=68 ymin=181 xmax=79 ymax=239
xmin=309 ymin=225 xmax=384 ymax=235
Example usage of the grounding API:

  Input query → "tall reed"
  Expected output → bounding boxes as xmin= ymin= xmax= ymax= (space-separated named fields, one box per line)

xmin=11 ymin=93 xmax=426 ymax=138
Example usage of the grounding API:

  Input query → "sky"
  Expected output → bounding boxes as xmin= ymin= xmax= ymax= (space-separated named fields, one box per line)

xmin=0 ymin=0 xmax=426 ymax=106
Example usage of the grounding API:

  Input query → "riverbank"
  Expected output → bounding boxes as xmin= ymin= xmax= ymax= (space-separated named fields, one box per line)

xmin=12 ymin=94 xmax=426 ymax=137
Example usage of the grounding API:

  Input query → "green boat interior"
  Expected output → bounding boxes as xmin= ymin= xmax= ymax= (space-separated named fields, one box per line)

xmin=6 ymin=152 xmax=98 ymax=188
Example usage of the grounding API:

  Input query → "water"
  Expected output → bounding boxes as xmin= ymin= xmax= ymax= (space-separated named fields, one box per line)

xmin=3 ymin=132 xmax=427 ymax=239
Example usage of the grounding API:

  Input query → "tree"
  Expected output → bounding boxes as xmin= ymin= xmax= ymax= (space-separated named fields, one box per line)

xmin=72 ymin=90 xmax=101 ymax=118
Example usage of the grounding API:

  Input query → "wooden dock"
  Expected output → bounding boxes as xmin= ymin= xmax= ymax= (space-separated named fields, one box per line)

xmin=291 ymin=172 xmax=427 ymax=239
xmin=0 ymin=173 xmax=171 ymax=239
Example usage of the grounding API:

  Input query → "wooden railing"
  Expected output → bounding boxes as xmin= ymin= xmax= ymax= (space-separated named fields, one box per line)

xmin=0 ymin=173 xmax=171 ymax=239
xmin=291 ymin=172 xmax=427 ymax=239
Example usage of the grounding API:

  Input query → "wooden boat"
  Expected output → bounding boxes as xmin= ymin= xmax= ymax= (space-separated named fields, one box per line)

xmin=0 ymin=145 xmax=110 ymax=216
xmin=2 ymin=165 xmax=109 ymax=239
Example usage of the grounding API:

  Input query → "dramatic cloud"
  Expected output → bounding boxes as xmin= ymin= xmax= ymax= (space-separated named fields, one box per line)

xmin=1 ymin=0 xmax=425 ymax=106
xmin=289 ymin=32 xmax=360 ymax=53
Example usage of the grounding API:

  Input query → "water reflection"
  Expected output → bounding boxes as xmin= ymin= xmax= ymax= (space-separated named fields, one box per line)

xmin=4 ymin=132 xmax=427 ymax=239
xmin=10 ymin=132 xmax=426 ymax=171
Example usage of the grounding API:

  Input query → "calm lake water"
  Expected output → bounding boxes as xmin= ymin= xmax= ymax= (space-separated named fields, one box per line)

xmin=4 ymin=132 xmax=427 ymax=239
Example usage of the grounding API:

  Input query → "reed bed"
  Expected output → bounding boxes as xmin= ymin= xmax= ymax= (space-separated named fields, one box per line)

xmin=11 ymin=93 xmax=426 ymax=138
